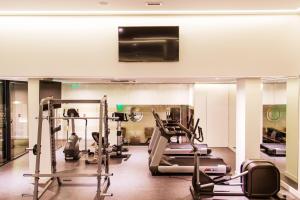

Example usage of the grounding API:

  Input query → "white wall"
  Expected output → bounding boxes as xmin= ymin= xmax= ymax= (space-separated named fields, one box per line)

xmin=286 ymin=78 xmax=299 ymax=182
xmin=62 ymin=83 xmax=193 ymax=105
xmin=193 ymin=84 xmax=230 ymax=147
xmin=228 ymin=84 xmax=236 ymax=149
xmin=263 ymin=83 xmax=287 ymax=105
xmin=0 ymin=15 xmax=299 ymax=78
xmin=62 ymin=83 xmax=193 ymax=143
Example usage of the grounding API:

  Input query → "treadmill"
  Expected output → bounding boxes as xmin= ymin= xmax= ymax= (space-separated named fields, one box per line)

xmin=260 ymin=143 xmax=286 ymax=156
xmin=260 ymin=128 xmax=286 ymax=156
xmin=149 ymin=111 xmax=231 ymax=176
xmin=148 ymin=118 xmax=212 ymax=156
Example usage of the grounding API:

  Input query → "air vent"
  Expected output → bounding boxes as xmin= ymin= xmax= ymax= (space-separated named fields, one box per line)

xmin=146 ymin=2 xmax=163 ymax=6
xmin=110 ymin=79 xmax=136 ymax=83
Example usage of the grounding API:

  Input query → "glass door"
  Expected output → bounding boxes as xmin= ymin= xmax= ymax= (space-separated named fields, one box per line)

xmin=9 ymin=82 xmax=28 ymax=159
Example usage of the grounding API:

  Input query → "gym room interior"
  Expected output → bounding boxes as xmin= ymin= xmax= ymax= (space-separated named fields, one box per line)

xmin=0 ymin=0 xmax=300 ymax=200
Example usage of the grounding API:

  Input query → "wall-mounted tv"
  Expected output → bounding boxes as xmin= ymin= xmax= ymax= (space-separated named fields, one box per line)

xmin=118 ymin=26 xmax=179 ymax=62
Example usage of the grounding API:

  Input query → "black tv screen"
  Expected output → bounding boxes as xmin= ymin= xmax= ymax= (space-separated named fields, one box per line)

xmin=118 ymin=26 xmax=179 ymax=62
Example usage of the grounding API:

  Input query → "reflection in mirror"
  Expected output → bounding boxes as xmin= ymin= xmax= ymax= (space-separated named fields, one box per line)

xmin=118 ymin=105 xmax=193 ymax=145
xmin=260 ymin=81 xmax=298 ymax=189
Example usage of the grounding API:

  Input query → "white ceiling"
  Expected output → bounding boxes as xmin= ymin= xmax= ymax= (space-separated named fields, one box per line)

xmin=0 ymin=0 xmax=299 ymax=12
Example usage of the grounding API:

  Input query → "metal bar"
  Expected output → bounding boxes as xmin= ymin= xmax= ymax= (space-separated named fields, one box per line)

xmin=96 ymin=97 xmax=104 ymax=199
xmin=100 ymin=193 xmax=113 ymax=197
xmin=35 ymin=116 xmax=116 ymax=120
xmin=33 ymin=98 xmax=49 ymax=200
xmin=230 ymin=170 xmax=248 ymax=180
xmin=104 ymin=96 xmax=110 ymax=172
xmin=48 ymin=101 xmax=59 ymax=181
xmin=200 ymin=183 xmax=214 ymax=189
xmin=29 ymin=97 xmax=112 ymax=200
xmin=24 ymin=173 xmax=113 ymax=178
xmin=98 ymin=174 xmax=112 ymax=200
xmin=52 ymin=125 xmax=61 ymax=133
xmin=50 ymin=117 xmax=104 ymax=120
xmin=50 ymin=99 xmax=101 ymax=104
xmin=195 ymin=152 xmax=200 ymax=185
xmin=85 ymin=119 xmax=88 ymax=152
xmin=37 ymin=178 xmax=54 ymax=199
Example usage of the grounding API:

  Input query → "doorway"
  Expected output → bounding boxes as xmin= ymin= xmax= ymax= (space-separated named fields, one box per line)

xmin=0 ymin=80 xmax=28 ymax=166
xmin=9 ymin=81 xmax=28 ymax=159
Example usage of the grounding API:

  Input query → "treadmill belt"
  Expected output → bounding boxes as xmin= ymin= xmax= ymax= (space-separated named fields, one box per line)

xmin=168 ymin=143 xmax=208 ymax=149
xmin=260 ymin=143 xmax=286 ymax=156
xmin=261 ymin=143 xmax=285 ymax=149
xmin=162 ymin=157 xmax=226 ymax=166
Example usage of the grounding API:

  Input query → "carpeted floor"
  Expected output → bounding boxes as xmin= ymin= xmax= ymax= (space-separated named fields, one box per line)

xmin=0 ymin=146 xmax=298 ymax=200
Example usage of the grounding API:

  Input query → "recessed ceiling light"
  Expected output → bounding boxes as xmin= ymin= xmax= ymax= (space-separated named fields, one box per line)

xmin=146 ymin=2 xmax=163 ymax=6
xmin=99 ymin=1 xmax=108 ymax=6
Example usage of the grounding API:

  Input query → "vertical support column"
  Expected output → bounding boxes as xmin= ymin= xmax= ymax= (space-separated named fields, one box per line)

xmin=228 ymin=84 xmax=236 ymax=150
xmin=193 ymin=84 xmax=208 ymax=144
xmin=286 ymin=77 xmax=299 ymax=183
xmin=236 ymin=78 xmax=262 ymax=172
xmin=28 ymin=79 xmax=40 ymax=172
xmin=28 ymin=79 xmax=51 ymax=177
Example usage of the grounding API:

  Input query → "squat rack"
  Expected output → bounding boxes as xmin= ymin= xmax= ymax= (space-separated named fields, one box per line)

xmin=23 ymin=96 xmax=112 ymax=200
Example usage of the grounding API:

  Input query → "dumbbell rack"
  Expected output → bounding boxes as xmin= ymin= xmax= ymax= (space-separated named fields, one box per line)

xmin=23 ymin=96 xmax=112 ymax=200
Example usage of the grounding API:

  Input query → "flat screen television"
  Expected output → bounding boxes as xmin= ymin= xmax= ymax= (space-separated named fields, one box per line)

xmin=118 ymin=26 xmax=179 ymax=62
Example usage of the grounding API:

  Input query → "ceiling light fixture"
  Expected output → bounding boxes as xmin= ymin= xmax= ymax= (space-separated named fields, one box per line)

xmin=99 ymin=1 xmax=108 ymax=6
xmin=146 ymin=2 xmax=163 ymax=6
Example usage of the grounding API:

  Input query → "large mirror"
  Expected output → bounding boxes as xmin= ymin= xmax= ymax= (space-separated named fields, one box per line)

xmin=115 ymin=105 xmax=193 ymax=145
xmin=260 ymin=82 xmax=298 ymax=189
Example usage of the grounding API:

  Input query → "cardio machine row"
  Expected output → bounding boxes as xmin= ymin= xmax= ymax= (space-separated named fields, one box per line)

xmin=149 ymin=110 xmax=284 ymax=199
xmin=148 ymin=111 xmax=230 ymax=175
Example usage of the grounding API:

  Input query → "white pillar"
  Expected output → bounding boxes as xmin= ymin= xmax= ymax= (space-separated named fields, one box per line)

xmin=286 ymin=77 xmax=299 ymax=183
xmin=236 ymin=78 xmax=262 ymax=172
xmin=28 ymin=79 xmax=51 ymax=178
xmin=193 ymin=84 xmax=229 ymax=147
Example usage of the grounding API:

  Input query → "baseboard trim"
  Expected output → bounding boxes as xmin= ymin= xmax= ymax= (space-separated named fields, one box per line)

xmin=284 ymin=171 xmax=298 ymax=183
xmin=228 ymin=146 xmax=236 ymax=153
xmin=281 ymin=180 xmax=300 ymax=198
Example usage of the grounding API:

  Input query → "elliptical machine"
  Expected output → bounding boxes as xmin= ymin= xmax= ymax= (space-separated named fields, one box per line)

xmin=63 ymin=108 xmax=81 ymax=161
xmin=190 ymin=132 xmax=283 ymax=199
xmin=110 ymin=112 xmax=131 ymax=160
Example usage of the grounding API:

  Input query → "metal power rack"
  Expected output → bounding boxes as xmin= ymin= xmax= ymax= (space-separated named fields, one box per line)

xmin=23 ymin=96 xmax=112 ymax=200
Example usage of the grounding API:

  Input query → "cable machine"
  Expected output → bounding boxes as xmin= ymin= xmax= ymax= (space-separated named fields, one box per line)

xmin=23 ymin=96 xmax=112 ymax=200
